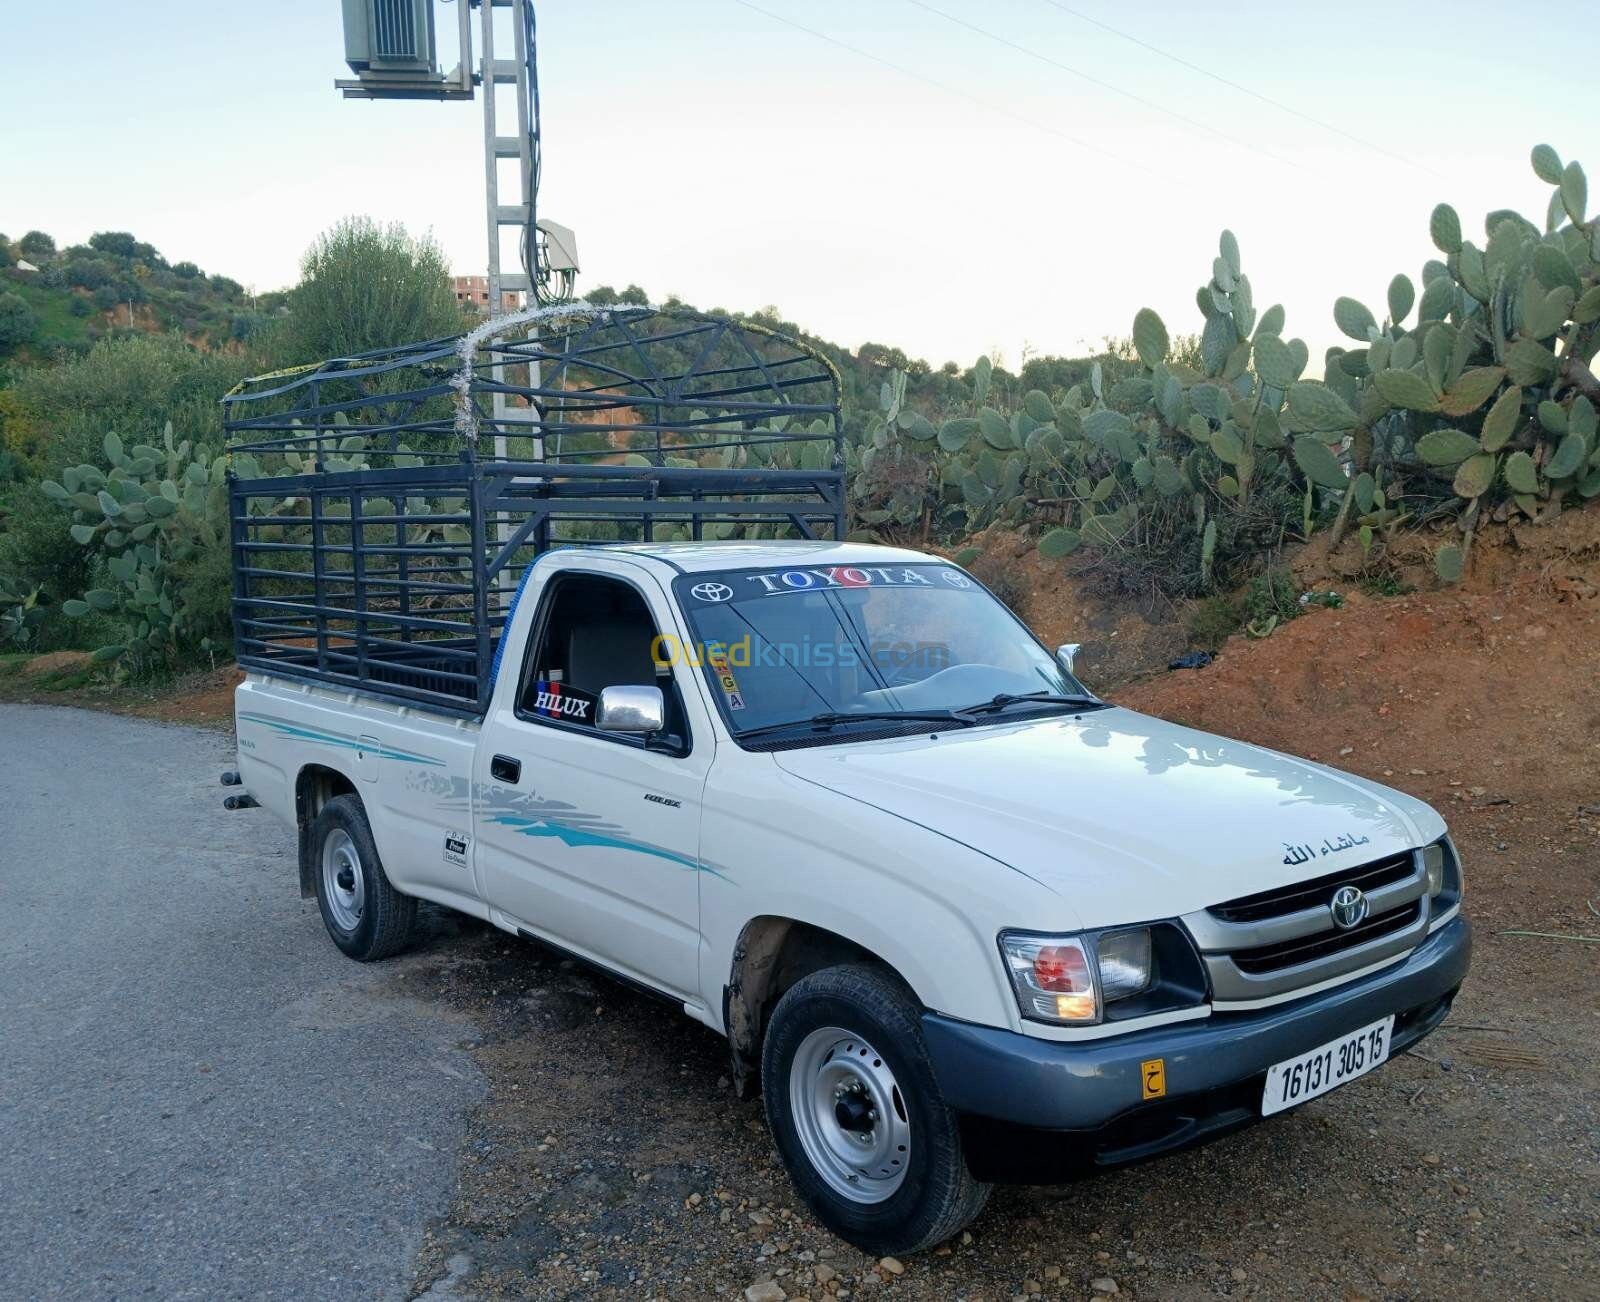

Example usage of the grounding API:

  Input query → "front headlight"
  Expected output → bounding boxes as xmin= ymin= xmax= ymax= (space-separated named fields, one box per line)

xmin=998 ymin=932 xmax=1099 ymax=1022
xmin=999 ymin=924 xmax=1199 ymax=1026
xmin=1096 ymin=928 xmax=1154 ymax=1001
xmin=1422 ymin=842 xmax=1445 ymax=894
xmin=1422 ymin=836 xmax=1463 ymax=907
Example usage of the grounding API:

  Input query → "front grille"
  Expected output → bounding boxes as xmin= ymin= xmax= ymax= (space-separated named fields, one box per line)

xmin=1183 ymin=849 xmax=1431 ymax=1002
xmin=1230 ymin=899 xmax=1422 ymax=974
xmin=1210 ymin=852 xmax=1416 ymax=923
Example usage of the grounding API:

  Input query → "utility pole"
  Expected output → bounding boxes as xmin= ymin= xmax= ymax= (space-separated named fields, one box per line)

xmin=335 ymin=0 xmax=580 ymax=598
xmin=334 ymin=0 xmax=579 ymax=348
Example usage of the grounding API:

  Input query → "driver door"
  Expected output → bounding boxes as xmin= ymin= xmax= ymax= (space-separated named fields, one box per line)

xmin=473 ymin=565 xmax=711 ymax=1000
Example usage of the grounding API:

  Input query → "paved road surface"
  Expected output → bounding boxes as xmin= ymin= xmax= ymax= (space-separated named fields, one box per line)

xmin=0 ymin=705 xmax=485 ymax=1301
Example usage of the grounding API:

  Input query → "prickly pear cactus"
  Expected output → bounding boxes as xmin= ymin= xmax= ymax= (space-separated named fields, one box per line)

xmin=1306 ymin=143 xmax=1600 ymax=581
xmin=37 ymin=421 xmax=352 ymax=664
xmin=0 ymin=577 xmax=47 ymax=649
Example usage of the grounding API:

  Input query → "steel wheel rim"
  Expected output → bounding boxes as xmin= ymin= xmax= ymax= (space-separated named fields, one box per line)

xmin=321 ymin=828 xmax=365 ymax=931
xmin=789 ymin=1026 xmax=910 ymax=1203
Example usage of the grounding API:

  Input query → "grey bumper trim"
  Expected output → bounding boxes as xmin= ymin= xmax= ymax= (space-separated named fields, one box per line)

xmin=923 ymin=915 xmax=1470 ymax=1132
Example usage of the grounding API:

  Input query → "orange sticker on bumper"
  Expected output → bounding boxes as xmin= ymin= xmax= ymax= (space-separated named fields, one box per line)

xmin=1141 ymin=1058 xmax=1166 ymax=1100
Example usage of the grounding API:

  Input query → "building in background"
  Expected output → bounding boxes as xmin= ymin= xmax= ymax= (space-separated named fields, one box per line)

xmin=452 ymin=275 xmax=521 ymax=314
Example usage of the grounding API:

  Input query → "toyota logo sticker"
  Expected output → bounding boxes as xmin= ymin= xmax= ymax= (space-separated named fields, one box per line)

xmin=691 ymin=582 xmax=734 ymax=603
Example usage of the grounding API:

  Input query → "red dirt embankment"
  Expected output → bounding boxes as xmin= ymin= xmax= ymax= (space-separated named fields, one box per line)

xmin=1116 ymin=573 xmax=1600 ymax=935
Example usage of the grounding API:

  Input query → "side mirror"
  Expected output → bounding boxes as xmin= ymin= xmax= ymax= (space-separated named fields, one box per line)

xmin=596 ymin=684 xmax=665 ymax=735
xmin=1056 ymin=643 xmax=1082 ymax=676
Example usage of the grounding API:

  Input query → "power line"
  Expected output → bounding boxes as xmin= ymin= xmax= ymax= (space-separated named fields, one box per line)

xmin=729 ymin=0 xmax=1160 ymax=180
xmin=1035 ymin=0 xmax=1445 ymax=179
xmin=902 ymin=0 xmax=1308 ymax=174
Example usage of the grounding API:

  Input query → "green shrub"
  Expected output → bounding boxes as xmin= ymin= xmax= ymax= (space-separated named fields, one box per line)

xmin=0 ymin=292 xmax=37 ymax=351
xmin=0 ymin=482 xmax=93 ymax=647
xmin=1187 ymin=595 xmax=1240 ymax=650
xmin=9 ymin=332 xmax=256 ymax=471
xmin=267 ymin=217 xmax=461 ymax=365
xmin=1243 ymin=567 xmax=1300 ymax=626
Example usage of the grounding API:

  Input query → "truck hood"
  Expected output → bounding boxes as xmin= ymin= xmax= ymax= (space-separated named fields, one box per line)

xmin=772 ymin=706 xmax=1443 ymax=929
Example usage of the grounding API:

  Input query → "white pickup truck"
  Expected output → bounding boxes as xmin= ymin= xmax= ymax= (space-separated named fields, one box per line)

xmin=232 ymin=538 xmax=1471 ymax=1254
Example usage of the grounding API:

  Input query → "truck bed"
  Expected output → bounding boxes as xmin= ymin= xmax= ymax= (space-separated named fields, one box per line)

xmin=223 ymin=307 xmax=846 ymax=719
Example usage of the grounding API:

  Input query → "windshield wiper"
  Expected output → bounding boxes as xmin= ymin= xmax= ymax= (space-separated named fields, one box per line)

xmin=735 ymin=708 xmax=976 ymax=742
xmin=958 ymin=691 xmax=1107 ymax=717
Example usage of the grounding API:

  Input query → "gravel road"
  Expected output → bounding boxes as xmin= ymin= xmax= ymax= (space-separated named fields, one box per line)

xmin=0 ymin=705 xmax=485 ymax=1301
xmin=4 ymin=703 xmax=1596 ymax=1301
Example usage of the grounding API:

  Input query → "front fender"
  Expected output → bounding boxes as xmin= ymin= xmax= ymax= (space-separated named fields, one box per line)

xmin=697 ymin=754 xmax=1069 ymax=1031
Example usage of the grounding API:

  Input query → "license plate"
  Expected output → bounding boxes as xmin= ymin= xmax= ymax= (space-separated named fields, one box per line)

xmin=1262 ymin=1015 xmax=1394 ymax=1116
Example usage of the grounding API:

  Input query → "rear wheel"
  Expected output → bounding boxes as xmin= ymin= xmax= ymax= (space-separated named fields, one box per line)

xmin=761 ymin=964 xmax=990 ymax=1255
xmin=311 ymin=794 xmax=417 ymax=961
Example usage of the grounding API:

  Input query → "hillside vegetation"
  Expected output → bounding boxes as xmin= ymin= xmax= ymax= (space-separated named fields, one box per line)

xmin=0 ymin=228 xmax=278 ymax=358
xmin=3 ymin=140 xmax=1598 ymax=678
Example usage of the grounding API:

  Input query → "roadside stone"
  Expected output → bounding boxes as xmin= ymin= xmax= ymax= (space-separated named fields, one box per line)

xmin=1231 ymin=1267 xmax=1248 ymax=1282
xmin=814 ymin=1264 xmax=837 ymax=1285
xmin=1090 ymin=1279 xmax=1119 ymax=1295
xmin=745 ymin=1281 xmax=787 ymax=1302
xmin=878 ymin=1257 xmax=905 ymax=1276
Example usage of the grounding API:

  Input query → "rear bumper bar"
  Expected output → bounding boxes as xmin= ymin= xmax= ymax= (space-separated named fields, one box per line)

xmin=922 ymin=915 xmax=1470 ymax=1182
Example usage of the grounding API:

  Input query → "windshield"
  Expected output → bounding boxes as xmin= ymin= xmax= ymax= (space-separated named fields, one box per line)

xmin=669 ymin=561 xmax=1089 ymax=740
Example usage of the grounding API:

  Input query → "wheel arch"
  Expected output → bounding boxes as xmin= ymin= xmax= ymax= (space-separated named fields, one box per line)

xmin=294 ymin=763 xmax=360 ymax=897
xmin=722 ymin=915 xmax=920 ymax=1098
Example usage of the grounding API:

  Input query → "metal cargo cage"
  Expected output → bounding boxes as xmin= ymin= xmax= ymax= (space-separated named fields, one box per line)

xmin=222 ymin=306 xmax=845 ymax=717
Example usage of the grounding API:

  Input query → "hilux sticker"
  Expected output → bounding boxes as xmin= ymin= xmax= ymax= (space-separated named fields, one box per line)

xmin=530 ymin=680 xmax=597 ymax=723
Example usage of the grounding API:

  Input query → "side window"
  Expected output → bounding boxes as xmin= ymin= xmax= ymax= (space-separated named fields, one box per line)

xmin=517 ymin=574 xmax=688 ymax=747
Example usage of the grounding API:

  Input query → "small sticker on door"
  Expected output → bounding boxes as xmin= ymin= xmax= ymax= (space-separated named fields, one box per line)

xmin=444 ymin=831 xmax=469 ymax=867
xmin=1141 ymin=1058 xmax=1166 ymax=1100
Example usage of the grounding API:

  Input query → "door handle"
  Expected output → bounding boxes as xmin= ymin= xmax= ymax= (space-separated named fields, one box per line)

xmin=490 ymin=754 xmax=522 ymax=784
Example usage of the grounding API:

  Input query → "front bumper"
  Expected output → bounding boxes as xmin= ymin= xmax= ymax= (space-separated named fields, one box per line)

xmin=923 ymin=915 xmax=1471 ymax=1183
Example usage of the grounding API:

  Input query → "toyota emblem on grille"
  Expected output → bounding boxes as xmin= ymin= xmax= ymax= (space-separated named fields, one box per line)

xmin=1329 ymin=884 xmax=1369 ymax=931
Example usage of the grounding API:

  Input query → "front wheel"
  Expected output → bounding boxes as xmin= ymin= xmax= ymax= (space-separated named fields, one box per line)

xmin=311 ymin=794 xmax=417 ymax=961
xmin=761 ymin=964 xmax=990 ymax=1255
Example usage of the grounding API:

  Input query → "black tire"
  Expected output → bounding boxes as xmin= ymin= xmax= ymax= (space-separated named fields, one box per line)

xmin=310 ymin=794 xmax=417 ymax=961
xmin=761 ymin=963 xmax=990 ymax=1255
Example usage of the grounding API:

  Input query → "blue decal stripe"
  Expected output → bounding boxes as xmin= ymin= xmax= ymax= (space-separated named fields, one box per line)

xmin=487 ymin=814 xmax=731 ymax=881
xmin=238 ymin=713 xmax=445 ymax=767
